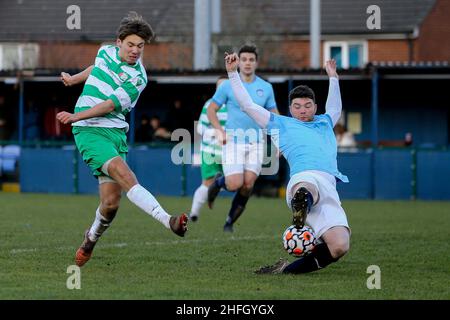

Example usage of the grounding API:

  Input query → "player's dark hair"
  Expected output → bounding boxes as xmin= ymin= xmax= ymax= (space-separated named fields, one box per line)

xmin=289 ymin=85 xmax=316 ymax=104
xmin=238 ymin=44 xmax=258 ymax=60
xmin=117 ymin=11 xmax=155 ymax=43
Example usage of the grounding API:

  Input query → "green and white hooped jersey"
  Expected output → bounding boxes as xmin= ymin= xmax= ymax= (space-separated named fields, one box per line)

xmin=73 ymin=45 xmax=147 ymax=132
xmin=197 ymin=99 xmax=227 ymax=156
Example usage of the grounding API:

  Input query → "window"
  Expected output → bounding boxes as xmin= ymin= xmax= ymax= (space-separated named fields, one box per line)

xmin=330 ymin=46 xmax=343 ymax=68
xmin=0 ymin=43 xmax=39 ymax=70
xmin=324 ymin=41 xmax=367 ymax=69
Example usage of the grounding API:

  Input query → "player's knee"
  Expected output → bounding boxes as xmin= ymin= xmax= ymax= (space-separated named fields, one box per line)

xmin=242 ymin=180 xmax=255 ymax=192
xmin=102 ymin=193 xmax=121 ymax=213
xmin=226 ymin=180 xmax=243 ymax=191
xmin=328 ymin=240 xmax=350 ymax=259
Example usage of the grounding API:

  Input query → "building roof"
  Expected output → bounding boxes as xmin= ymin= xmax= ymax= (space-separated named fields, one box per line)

xmin=0 ymin=0 xmax=194 ymax=42
xmin=222 ymin=0 xmax=436 ymax=36
xmin=0 ymin=0 xmax=437 ymax=42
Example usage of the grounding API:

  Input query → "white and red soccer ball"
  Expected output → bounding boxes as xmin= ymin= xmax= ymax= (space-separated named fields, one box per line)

xmin=282 ymin=225 xmax=317 ymax=257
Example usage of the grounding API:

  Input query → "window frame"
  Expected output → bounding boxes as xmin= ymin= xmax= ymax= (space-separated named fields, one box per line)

xmin=323 ymin=40 xmax=368 ymax=69
xmin=0 ymin=43 xmax=39 ymax=70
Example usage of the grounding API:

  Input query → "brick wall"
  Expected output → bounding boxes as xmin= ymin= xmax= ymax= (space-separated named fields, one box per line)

xmin=416 ymin=0 xmax=450 ymax=62
xmin=259 ymin=39 xmax=414 ymax=68
xmin=39 ymin=42 xmax=99 ymax=69
xmin=256 ymin=40 xmax=313 ymax=69
xmin=142 ymin=42 xmax=192 ymax=70
xmin=270 ymin=40 xmax=311 ymax=69
xmin=38 ymin=42 xmax=193 ymax=70
xmin=368 ymin=39 xmax=413 ymax=62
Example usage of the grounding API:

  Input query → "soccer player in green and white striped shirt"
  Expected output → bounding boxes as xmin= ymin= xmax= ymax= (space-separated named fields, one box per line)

xmin=56 ymin=12 xmax=187 ymax=267
xmin=189 ymin=76 xmax=227 ymax=222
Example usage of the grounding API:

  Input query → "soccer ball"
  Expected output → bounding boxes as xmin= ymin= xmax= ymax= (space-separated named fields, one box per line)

xmin=282 ymin=225 xmax=317 ymax=257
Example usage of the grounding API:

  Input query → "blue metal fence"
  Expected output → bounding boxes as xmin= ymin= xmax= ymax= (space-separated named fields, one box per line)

xmin=18 ymin=146 xmax=450 ymax=200
xmin=336 ymin=150 xmax=372 ymax=199
xmin=417 ymin=150 xmax=450 ymax=200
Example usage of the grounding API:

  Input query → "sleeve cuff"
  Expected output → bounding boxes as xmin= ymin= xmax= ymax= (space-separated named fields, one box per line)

xmin=211 ymin=98 xmax=223 ymax=107
xmin=109 ymin=94 xmax=122 ymax=113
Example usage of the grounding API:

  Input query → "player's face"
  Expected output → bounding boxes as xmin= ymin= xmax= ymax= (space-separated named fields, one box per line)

xmin=290 ymin=98 xmax=317 ymax=122
xmin=117 ymin=34 xmax=145 ymax=65
xmin=238 ymin=52 xmax=257 ymax=77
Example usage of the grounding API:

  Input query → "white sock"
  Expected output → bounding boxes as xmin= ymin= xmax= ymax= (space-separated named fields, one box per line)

xmin=88 ymin=207 xmax=112 ymax=242
xmin=126 ymin=184 xmax=171 ymax=229
xmin=190 ymin=184 xmax=208 ymax=217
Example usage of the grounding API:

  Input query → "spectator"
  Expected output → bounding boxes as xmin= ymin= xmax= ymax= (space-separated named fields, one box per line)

xmin=43 ymin=95 xmax=72 ymax=140
xmin=404 ymin=132 xmax=413 ymax=147
xmin=24 ymin=99 xmax=41 ymax=141
xmin=165 ymin=99 xmax=194 ymax=134
xmin=0 ymin=95 xmax=12 ymax=141
xmin=150 ymin=116 xmax=171 ymax=141
xmin=135 ymin=114 xmax=153 ymax=142
xmin=334 ymin=123 xmax=356 ymax=148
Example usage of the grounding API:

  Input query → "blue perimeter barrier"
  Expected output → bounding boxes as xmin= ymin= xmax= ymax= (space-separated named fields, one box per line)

xmin=18 ymin=147 xmax=450 ymax=200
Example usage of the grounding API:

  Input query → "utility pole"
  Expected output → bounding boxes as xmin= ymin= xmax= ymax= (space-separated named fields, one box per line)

xmin=310 ymin=0 xmax=321 ymax=69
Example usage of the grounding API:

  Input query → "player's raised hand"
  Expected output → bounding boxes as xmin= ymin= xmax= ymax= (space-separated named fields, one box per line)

xmin=224 ymin=52 xmax=239 ymax=73
xmin=324 ymin=59 xmax=339 ymax=79
xmin=61 ymin=72 xmax=74 ymax=86
xmin=56 ymin=111 xmax=77 ymax=124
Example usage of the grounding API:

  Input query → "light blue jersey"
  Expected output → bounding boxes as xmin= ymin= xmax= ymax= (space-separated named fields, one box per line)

xmin=212 ymin=75 xmax=276 ymax=143
xmin=266 ymin=113 xmax=349 ymax=182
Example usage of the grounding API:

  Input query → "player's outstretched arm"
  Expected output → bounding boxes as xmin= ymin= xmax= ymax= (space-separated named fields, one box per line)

xmin=61 ymin=65 xmax=94 ymax=87
xmin=225 ymin=53 xmax=270 ymax=128
xmin=324 ymin=59 xmax=342 ymax=127
xmin=56 ymin=99 xmax=115 ymax=124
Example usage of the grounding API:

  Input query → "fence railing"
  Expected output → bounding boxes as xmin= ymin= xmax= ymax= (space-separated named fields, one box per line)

xmin=1 ymin=143 xmax=449 ymax=200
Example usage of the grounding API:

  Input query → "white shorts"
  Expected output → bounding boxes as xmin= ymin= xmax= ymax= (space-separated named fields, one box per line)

xmin=222 ymin=141 xmax=263 ymax=176
xmin=286 ymin=170 xmax=350 ymax=238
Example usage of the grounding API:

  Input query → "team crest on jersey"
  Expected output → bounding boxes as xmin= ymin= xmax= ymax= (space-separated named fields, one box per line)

xmin=256 ymin=89 xmax=264 ymax=97
xmin=118 ymin=72 xmax=128 ymax=81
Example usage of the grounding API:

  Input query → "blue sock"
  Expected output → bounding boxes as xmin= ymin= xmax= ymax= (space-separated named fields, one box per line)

xmin=225 ymin=192 xmax=250 ymax=225
xmin=283 ymin=243 xmax=337 ymax=274
xmin=215 ymin=176 xmax=226 ymax=189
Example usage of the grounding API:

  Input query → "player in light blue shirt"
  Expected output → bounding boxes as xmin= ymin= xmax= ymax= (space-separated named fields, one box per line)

xmin=207 ymin=44 xmax=279 ymax=232
xmin=224 ymin=53 xmax=350 ymax=275
xmin=211 ymin=73 xmax=277 ymax=143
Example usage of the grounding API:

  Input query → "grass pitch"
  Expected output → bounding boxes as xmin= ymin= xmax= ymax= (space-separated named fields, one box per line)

xmin=0 ymin=192 xmax=449 ymax=300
